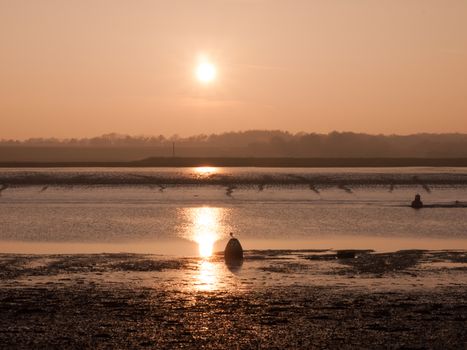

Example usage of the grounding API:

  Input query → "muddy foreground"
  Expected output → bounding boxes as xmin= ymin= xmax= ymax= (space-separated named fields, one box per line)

xmin=0 ymin=250 xmax=466 ymax=349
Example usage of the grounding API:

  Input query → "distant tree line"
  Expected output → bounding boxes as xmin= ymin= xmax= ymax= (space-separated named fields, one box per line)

xmin=1 ymin=131 xmax=467 ymax=161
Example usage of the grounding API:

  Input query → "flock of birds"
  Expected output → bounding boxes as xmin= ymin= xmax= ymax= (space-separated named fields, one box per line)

xmin=0 ymin=172 xmax=443 ymax=200
xmin=0 ymin=175 xmax=438 ymax=197
xmin=0 ymin=174 xmax=438 ymax=199
xmin=0 ymin=182 xmax=435 ymax=199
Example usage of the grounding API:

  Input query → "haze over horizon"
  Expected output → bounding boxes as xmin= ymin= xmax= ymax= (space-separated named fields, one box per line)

xmin=1 ymin=0 xmax=467 ymax=139
xmin=2 ymin=130 xmax=467 ymax=162
xmin=2 ymin=129 xmax=467 ymax=143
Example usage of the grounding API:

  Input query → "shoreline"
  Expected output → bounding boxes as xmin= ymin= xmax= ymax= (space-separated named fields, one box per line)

xmin=2 ymin=237 xmax=467 ymax=255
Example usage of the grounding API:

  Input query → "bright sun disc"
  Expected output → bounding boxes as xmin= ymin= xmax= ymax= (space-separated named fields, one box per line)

xmin=196 ymin=61 xmax=216 ymax=83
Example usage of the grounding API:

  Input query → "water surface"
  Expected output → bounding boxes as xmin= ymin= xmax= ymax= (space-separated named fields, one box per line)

xmin=1 ymin=167 xmax=467 ymax=254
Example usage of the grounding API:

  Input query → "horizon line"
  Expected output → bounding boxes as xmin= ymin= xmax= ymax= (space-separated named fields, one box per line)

xmin=2 ymin=129 xmax=467 ymax=142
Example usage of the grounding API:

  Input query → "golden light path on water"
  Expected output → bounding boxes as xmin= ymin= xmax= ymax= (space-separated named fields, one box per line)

xmin=184 ymin=206 xmax=230 ymax=291
xmin=190 ymin=207 xmax=223 ymax=257
xmin=193 ymin=166 xmax=218 ymax=176
xmin=196 ymin=260 xmax=223 ymax=292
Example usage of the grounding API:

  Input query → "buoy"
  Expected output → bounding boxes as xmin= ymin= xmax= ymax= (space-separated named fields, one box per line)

xmin=411 ymin=194 xmax=423 ymax=209
xmin=224 ymin=233 xmax=243 ymax=265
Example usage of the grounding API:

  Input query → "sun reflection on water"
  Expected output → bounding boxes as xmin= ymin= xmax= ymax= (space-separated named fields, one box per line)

xmin=195 ymin=259 xmax=222 ymax=291
xmin=193 ymin=166 xmax=218 ymax=176
xmin=183 ymin=206 xmax=231 ymax=291
xmin=189 ymin=207 xmax=225 ymax=258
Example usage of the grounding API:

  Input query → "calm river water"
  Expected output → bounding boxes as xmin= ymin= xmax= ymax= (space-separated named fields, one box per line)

xmin=1 ymin=167 xmax=466 ymax=255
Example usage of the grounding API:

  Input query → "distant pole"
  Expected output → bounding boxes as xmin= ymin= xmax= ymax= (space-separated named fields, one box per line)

xmin=172 ymin=142 xmax=175 ymax=157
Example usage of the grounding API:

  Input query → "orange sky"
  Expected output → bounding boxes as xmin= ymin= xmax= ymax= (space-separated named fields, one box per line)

xmin=1 ymin=0 xmax=466 ymax=139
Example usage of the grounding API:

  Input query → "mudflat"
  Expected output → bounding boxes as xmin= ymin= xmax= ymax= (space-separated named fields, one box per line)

xmin=1 ymin=250 xmax=466 ymax=349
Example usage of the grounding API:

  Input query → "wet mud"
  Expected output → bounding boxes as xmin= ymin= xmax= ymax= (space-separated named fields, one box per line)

xmin=0 ymin=250 xmax=466 ymax=349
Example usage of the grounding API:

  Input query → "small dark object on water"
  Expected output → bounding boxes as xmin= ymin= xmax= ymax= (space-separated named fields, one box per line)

xmin=224 ymin=233 xmax=243 ymax=264
xmin=411 ymin=194 xmax=423 ymax=209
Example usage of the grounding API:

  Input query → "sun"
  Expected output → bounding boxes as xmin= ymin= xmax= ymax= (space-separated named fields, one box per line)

xmin=195 ymin=59 xmax=217 ymax=84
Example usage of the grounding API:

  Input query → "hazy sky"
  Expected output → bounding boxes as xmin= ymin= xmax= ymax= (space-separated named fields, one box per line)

xmin=1 ymin=0 xmax=466 ymax=139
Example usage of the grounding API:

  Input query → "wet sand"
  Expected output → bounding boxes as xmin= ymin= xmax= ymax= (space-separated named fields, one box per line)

xmin=1 ymin=250 xmax=466 ymax=349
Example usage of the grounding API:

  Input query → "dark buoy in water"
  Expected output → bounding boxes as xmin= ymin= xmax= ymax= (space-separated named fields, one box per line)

xmin=411 ymin=194 xmax=423 ymax=209
xmin=224 ymin=233 xmax=243 ymax=267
